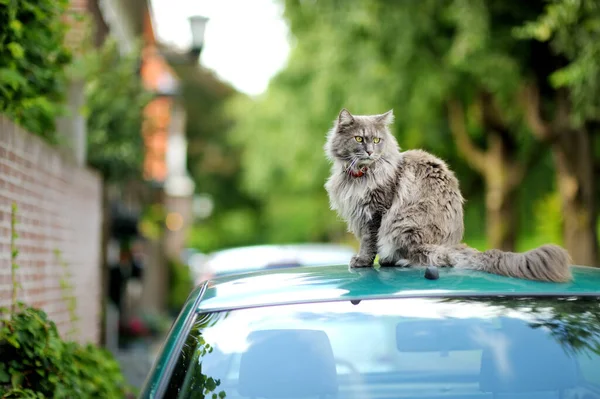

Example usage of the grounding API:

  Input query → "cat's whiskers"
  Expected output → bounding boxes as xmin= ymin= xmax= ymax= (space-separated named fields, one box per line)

xmin=344 ymin=157 xmax=359 ymax=175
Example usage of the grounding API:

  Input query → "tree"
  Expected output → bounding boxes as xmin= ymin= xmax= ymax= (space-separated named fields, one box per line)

xmin=444 ymin=296 xmax=600 ymax=356
xmin=366 ymin=0 xmax=553 ymax=251
xmin=414 ymin=0 xmax=547 ymax=251
xmin=83 ymin=38 xmax=151 ymax=182
xmin=228 ymin=0 xmax=400 ymax=244
xmin=170 ymin=63 xmax=264 ymax=253
xmin=517 ymin=0 xmax=600 ymax=265
xmin=228 ymin=0 xmax=559 ymax=250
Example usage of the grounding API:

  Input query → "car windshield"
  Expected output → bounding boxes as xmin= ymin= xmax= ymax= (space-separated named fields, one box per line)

xmin=165 ymin=296 xmax=600 ymax=399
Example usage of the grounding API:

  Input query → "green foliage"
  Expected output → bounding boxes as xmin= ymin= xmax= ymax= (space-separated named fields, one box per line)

xmin=533 ymin=191 xmax=564 ymax=246
xmin=516 ymin=0 xmax=600 ymax=124
xmin=171 ymin=65 xmax=263 ymax=251
xmin=54 ymin=249 xmax=79 ymax=338
xmin=187 ymin=336 xmax=226 ymax=399
xmin=0 ymin=0 xmax=72 ymax=141
xmin=83 ymin=38 xmax=152 ymax=182
xmin=1 ymin=202 xmax=132 ymax=398
xmin=175 ymin=66 xmax=245 ymax=205
xmin=182 ymin=0 xmax=598 ymax=254
xmin=444 ymin=296 xmax=600 ymax=355
xmin=177 ymin=315 xmax=228 ymax=399
xmin=10 ymin=203 xmax=19 ymax=314
xmin=167 ymin=258 xmax=194 ymax=315
xmin=139 ymin=204 xmax=167 ymax=241
xmin=186 ymin=208 xmax=261 ymax=254
xmin=0 ymin=304 xmax=132 ymax=398
xmin=224 ymin=0 xmax=551 ymax=247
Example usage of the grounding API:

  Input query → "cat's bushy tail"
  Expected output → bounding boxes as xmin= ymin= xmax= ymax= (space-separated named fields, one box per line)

xmin=408 ymin=243 xmax=572 ymax=282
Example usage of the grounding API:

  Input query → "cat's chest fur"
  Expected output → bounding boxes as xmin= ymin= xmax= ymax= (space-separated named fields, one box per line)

xmin=325 ymin=161 xmax=399 ymax=229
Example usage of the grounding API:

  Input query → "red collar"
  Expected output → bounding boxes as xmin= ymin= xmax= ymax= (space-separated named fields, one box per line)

xmin=348 ymin=166 xmax=368 ymax=178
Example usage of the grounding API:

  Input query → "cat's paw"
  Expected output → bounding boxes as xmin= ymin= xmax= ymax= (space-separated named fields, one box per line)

xmin=378 ymin=257 xmax=397 ymax=267
xmin=378 ymin=258 xmax=411 ymax=267
xmin=349 ymin=255 xmax=375 ymax=268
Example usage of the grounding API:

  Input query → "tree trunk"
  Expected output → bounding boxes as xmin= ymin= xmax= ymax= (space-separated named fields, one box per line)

xmin=484 ymin=135 xmax=520 ymax=251
xmin=521 ymin=84 xmax=598 ymax=265
xmin=485 ymin=182 xmax=519 ymax=251
xmin=447 ymin=97 xmax=524 ymax=252
xmin=552 ymin=129 xmax=598 ymax=265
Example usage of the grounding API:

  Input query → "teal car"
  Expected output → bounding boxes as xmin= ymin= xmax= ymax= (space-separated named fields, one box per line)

xmin=140 ymin=265 xmax=600 ymax=399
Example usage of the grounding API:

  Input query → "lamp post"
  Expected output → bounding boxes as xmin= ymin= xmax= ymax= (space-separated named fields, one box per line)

xmin=162 ymin=14 xmax=209 ymax=195
xmin=188 ymin=15 xmax=209 ymax=61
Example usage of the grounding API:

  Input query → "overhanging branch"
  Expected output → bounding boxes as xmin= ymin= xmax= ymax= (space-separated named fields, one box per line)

xmin=520 ymin=83 xmax=553 ymax=142
xmin=447 ymin=98 xmax=488 ymax=174
xmin=481 ymin=92 xmax=517 ymax=151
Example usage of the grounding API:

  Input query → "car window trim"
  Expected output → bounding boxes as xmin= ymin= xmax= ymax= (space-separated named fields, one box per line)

xmin=152 ymin=282 xmax=209 ymax=399
xmin=195 ymin=291 xmax=600 ymax=313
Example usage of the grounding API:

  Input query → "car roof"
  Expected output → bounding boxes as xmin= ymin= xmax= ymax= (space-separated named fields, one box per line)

xmin=192 ymin=264 xmax=600 ymax=312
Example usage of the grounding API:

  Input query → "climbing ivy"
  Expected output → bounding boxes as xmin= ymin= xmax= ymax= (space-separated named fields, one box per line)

xmin=0 ymin=203 xmax=133 ymax=398
xmin=0 ymin=0 xmax=72 ymax=142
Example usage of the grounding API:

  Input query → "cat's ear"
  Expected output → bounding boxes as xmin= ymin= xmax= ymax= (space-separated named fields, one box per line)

xmin=338 ymin=108 xmax=354 ymax=126
xmin=376 ymin=109 xmax=394 ymax=126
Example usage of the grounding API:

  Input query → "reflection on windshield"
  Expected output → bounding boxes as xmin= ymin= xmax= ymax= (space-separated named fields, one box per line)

xmin=167 ymin=311 xmax=230 ymax=399
xmin=442 ymin=297 xmax=600 ymax=357
xmin=166 ymin=297 xmax=600 ymax=399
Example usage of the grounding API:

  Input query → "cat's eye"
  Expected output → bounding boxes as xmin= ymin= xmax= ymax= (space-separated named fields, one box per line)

xmin=373 ymin=138 xmax=381 ymax=144
xmin=354 ymin=136 xmax=363 ymax=143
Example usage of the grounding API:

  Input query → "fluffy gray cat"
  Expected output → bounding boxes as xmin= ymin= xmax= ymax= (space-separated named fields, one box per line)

xmin=324 ymin=108 xmax=572 ymax=282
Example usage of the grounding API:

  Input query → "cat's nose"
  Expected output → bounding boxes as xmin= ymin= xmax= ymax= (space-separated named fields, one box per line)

xmin=366 ymin=150 xmax=373 ymax=156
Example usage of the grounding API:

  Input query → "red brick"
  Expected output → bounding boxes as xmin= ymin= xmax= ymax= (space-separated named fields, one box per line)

xmin=0 ymin=116 xmax=101 ymax=344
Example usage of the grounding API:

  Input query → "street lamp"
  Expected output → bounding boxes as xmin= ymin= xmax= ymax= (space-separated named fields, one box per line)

xmin=189 ymin=15 xmax=209 ymax=60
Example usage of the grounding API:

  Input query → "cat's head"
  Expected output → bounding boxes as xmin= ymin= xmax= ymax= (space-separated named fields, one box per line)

xmin=325 ymin=108 xmax=399 ymax=166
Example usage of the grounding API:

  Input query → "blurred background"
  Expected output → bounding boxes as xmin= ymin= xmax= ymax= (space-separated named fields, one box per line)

xmin=2 ymin=0 xmax=600 ymax=390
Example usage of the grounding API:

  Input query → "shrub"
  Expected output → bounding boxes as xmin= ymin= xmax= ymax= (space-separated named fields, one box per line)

xmin=1 ymin=203 xmax=133 ymax=398
xmin=0 ymin=304 xmax=133 ymax=398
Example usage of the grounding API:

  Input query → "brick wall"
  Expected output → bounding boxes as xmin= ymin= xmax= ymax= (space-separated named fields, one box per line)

xmin=0 ymin=117 xmax=103 ymax=343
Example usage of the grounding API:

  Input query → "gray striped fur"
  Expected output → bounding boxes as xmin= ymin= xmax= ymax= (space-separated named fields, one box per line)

xmin=324 ymin=108 xmax=572 ymax=282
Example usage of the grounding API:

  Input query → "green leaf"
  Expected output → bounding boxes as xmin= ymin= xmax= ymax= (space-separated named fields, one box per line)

xmin=9 ymin=20 xmax=23 ymax=36
xmin=7 ymin=42 xmax=25 ymax=59
xmin=6 ymin=335 xmax=21 ymax=348
xmin=11 ymin=371 xmax=24 ymax=388
xmin=205 ymin=377 xmax=218 ymax=391
xmin=0 ymin=68 xmax=27 ymax=90
xmin=0 ymin=367 xmax=10 ymax=383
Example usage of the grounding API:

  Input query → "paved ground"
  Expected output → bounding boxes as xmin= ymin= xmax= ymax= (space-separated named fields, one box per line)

xmin=114 ymin=347 xmax=155 ymax=389
xmin=112 ymin=338 xmax=165 ymax=391
xmin=105 ymin=303 xmax=169 ymax=390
